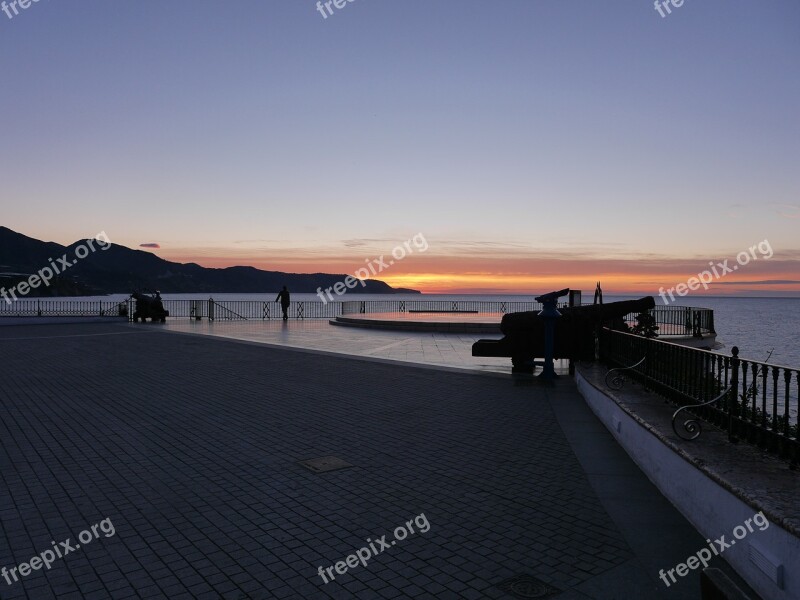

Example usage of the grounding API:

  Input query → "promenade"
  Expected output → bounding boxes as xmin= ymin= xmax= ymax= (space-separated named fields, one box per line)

xmin=0 ymin=322 xmax=747 ymax=599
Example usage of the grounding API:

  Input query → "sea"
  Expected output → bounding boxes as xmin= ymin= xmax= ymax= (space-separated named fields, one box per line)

xmin=48 ymin=293 xmax=800 ymax=369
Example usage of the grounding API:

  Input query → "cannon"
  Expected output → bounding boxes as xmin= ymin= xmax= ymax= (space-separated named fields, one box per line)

xmin=131 ymin=291 xmax=169 ymax=323
xmin=472 ymin=292 xmax=655 ymax=372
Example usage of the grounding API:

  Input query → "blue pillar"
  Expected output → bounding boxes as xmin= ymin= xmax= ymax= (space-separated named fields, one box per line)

xmin=535 ymin=288 xmax=569 ymax=379
xmin=538 ymin=297 xmax=562 ymax=379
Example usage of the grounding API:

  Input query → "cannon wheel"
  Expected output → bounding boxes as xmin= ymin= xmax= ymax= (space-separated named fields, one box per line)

xmin=511 ymin=356 xmax=536 ymax=375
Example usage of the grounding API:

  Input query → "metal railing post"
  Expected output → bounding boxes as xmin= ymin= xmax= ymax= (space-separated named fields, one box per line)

xmin=729 ymin=346 xmax=740 ymax=442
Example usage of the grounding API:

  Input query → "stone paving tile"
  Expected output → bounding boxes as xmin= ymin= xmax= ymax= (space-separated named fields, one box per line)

xmin=0 ymin=323 xmax=695 ymax=599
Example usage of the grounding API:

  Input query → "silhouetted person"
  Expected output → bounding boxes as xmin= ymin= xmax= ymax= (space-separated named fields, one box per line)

xmin=275 ymin=286 xmax=290 ymax=320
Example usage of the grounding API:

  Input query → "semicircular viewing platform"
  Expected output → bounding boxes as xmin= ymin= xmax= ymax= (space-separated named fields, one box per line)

xmin=331 ymin=311 xmax=504 ymax=334
xmin=330 ymin=305 xmax=718 ymax=349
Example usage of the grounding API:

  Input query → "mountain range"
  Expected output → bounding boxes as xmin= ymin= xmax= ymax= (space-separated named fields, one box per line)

xmin=0 ymin=227 xmax=419 ymax=296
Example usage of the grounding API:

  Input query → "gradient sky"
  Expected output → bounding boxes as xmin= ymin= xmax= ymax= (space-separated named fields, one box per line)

xmin=2 ymin=0 xmax=799 ymax=294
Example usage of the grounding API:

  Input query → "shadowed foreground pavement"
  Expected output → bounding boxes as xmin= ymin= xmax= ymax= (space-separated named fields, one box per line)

xmin=0 ymin=323 xmax=730 ymax=599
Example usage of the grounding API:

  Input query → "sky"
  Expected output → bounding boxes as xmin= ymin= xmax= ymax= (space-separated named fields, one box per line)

xmin=1 ymin=0 xmax=799 ymax=295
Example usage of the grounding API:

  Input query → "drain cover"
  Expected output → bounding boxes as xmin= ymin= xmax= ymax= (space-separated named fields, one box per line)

xmin=497 ymin=575 xmax=560 ymax=599
xmin=298 ymin=456 xmax=353 ymax=473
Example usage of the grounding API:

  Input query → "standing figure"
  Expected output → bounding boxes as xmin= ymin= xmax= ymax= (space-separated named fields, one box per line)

xmin=275 ymin=286 xmax=291 ymax=320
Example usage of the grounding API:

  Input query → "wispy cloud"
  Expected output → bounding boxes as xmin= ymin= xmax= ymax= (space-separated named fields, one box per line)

xmin=712 ymin=279 xmax=800 ymax=285
xmin=772 ymin=204 xmax=800 ymax=219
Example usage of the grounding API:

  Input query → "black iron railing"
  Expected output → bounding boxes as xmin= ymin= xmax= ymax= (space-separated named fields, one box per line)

xmin=621 ymin=306 xmax=715 ymax=337
xmin=600 ymin=328 xmax=798 ymax=464
xmin=0 ymin=299 xmax=128 ymax=317
xmin=154 ymin=299 xmax=344 ymax=321
xmin=161 ymin=299 xmax=554 ymax=320
xmin=339 ymin=300 xmax=553 ymax=315
xmin=1 ymin=298 xmax=716 ymax=338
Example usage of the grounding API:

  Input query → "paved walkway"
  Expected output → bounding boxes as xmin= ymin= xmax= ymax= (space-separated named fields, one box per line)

xmin=159 ymin=319 xmax=572 ymax=376
xmin=0 ymin=322 xmax=733 ymax=599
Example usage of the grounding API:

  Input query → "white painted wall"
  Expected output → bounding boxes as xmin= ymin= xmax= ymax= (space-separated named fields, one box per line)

xmin=576 ymin=372 xmax=799 ymax=600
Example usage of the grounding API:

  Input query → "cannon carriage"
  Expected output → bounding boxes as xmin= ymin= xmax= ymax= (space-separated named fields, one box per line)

xmin=131 ymin=291 xmax=169 ymax=323
xmin=472 ymin=293 xmax=655 ymax=372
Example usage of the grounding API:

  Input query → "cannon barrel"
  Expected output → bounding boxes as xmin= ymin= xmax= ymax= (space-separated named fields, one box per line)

xmin=500 ymin=296 xmax=655 ymax=335
xmin=472 ymin=295 xmax=656 ymax=367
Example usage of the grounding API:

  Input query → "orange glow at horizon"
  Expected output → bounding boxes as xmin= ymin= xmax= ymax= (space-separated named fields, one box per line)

xmin=152 ymin=247 xmax=800 ymax=295
xmin=377 ymin=273 xmax=800 ymax=295
xmin=377 ymin=273 xmax=643 ymax=294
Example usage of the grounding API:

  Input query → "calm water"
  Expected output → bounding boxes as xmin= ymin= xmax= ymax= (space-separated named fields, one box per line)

xmin=599 ymin=295 xmax=800 ymax=368
xmin=44 ymin=293 xmax=800 ymax=368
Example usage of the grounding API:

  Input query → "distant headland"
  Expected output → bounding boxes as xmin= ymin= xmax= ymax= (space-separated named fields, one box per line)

xmin=0 ymin=227 xmax=421 ymax=297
